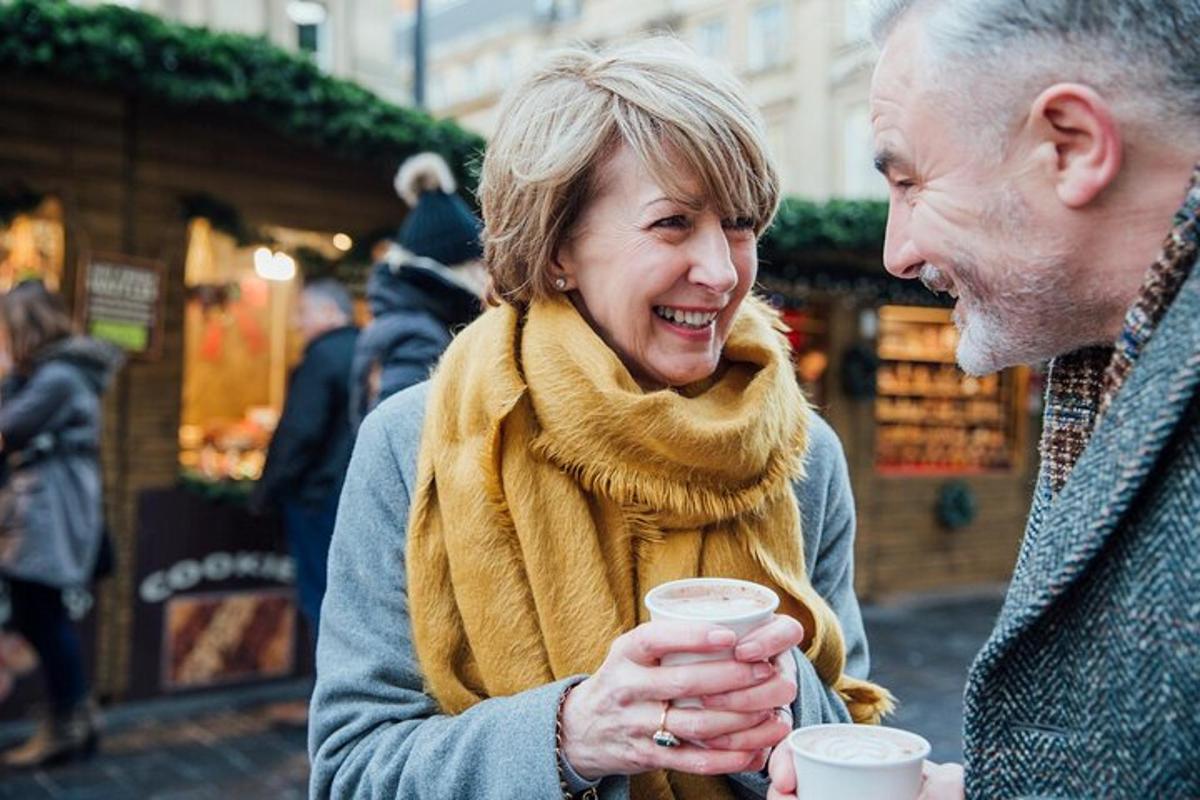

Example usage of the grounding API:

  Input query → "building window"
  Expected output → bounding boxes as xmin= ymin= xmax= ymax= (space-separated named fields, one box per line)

xmin=694 ymin=17 xmax=728 ymax=61
xmin=748 ymin=1 xmax=789 ymax=72
xmin=495 ymin=49 xmax=515 ymax=89
xmin=288 ymin=1 xmax=332 ymax=72
xmin=843 ymin=0 xmax=870 ymax=42
xmin=534 ymin=0 xmax=582 ymax=22
xmin=841 ymin=105 xmax=886 ymax=198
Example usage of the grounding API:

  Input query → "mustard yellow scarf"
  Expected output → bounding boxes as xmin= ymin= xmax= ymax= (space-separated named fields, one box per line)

xmin=407 ymin=295 xmax=893 ymax=799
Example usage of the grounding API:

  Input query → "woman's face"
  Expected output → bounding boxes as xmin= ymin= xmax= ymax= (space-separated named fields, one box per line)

xmin=556 ymin=145 xmax=758 ymax=389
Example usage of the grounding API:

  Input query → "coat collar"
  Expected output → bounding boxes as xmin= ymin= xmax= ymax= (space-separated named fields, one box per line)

xmin=976 ymin=256 xmax=1200 ymax=672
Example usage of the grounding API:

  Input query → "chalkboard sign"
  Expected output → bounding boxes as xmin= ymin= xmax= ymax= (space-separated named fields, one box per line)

xmin=76 ymin=252 xmax=165 ymax=359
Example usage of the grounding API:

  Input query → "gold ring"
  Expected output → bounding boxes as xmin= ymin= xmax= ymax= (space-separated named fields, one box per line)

xmin=652 ymin=701 xmax=681 ymax=748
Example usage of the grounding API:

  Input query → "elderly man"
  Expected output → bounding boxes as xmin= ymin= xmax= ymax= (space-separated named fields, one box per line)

xmin=252 ymin=279 xmax=359 ymax=643
xmin=768 ymin=2 xmax=1200 ymax=799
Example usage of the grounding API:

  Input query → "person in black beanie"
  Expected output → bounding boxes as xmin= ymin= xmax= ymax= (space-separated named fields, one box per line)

xmin=349 ymin=152 xmax=485 ymax=427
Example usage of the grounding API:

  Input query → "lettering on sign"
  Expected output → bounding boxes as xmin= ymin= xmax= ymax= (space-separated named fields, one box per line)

xmin=138 ymin=551 xmax=296 ymax=604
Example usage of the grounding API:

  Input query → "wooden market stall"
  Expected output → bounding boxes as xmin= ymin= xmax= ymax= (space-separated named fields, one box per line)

xmin=0 ymin=0 xmax=483 ymax=704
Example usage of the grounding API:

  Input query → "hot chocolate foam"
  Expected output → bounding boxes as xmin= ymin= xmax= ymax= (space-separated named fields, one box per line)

xmin=793 ymin=727 xmax=924 ymax=765
xmin=651 ymin=584 xmax=773 ymax=620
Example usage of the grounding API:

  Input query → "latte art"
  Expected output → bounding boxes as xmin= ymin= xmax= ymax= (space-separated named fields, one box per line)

xmin=793 ymin=727 xmax=923 ymax=765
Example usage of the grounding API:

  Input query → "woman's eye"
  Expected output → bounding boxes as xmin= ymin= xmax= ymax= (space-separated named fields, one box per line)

xmin=723 ymin=217 xmax=757 ymax=231
xmin=652 ymin=215 xmax=689 ymax=229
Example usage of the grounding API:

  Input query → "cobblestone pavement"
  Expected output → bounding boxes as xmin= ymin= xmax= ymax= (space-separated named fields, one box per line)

xmin=0 ymin=591 xmax=1004 ymax=798
xmin=864 ymin=589 xmax=1005 ymax=763
xmin=0 ymin=682 xmax=311 ymax=799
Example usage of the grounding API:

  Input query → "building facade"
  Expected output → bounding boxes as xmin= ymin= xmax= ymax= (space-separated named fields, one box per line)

xmin=395 ymin=0 xmax=885 ymax=199
xmin=81 ymin=0 xmax=884 ymax=199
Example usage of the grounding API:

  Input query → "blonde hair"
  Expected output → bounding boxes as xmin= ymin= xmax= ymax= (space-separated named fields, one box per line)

xmin=479 ymin=38 xmax=781 ymax=306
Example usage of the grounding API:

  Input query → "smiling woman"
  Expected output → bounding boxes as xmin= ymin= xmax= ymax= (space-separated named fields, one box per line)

xmin=309 ymin=37 xmax=893 ymax=800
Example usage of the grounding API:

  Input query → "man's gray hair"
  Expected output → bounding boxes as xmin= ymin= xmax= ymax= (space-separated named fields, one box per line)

xmin=867 ymin=0 xmax=1200 ymax=148
xmin=303 ymin=278 xmax=354 ymax=320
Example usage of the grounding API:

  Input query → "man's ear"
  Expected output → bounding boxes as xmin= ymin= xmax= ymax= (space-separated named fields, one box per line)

xmin=1028 ymin=83 xmax=1123 ymax=208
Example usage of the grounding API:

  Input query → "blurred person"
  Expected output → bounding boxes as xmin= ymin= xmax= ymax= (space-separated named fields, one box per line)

xmin=763 ymin=2 xmax=1200 ymax=799
xmin=251 ymin=279 xmax=358 ymax=642
xmin=348 ymin=152 xmax=484 ymax=428
xmin=0 ymin=280 xmax=122 ymax=768
xmin=310 ymin=40 xmax=893 ymax=800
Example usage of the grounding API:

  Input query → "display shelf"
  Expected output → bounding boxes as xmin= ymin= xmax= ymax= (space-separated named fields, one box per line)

xmin=877 ymin=350 xmax=958 ymax=365
xmin=875 ymin=305 xmax=1022 ymax=474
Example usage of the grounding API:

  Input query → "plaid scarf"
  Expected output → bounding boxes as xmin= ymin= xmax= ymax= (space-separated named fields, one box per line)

xmin=1040 ymin=164 xmax=1200 ymax=493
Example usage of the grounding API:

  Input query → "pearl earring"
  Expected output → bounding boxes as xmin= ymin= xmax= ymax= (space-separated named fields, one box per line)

xmin=555 ymin=277 xmax=568 ymax=291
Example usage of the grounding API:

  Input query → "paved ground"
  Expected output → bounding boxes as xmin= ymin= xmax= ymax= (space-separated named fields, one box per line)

xmin=0 ymin=590 xmax=1004 ymax=798
xmin=863 ymin=589 xmax=1005 ymax=763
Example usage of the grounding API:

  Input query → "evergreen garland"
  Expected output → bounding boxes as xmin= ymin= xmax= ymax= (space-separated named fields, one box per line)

xmin=0 ymin=0 xmax=485 ymax=189
xmin=763 ymin=197 xmax=889 ymax=258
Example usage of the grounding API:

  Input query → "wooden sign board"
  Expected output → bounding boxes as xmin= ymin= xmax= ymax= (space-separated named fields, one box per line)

xmin=76 ymin=252 xmax=165 ymax=360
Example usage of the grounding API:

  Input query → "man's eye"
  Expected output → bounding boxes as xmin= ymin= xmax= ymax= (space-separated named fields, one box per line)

xmin=895 ymin=179 xmax=916 ymax=191
xmin=653 ymin=215 xmax=688 ymax=229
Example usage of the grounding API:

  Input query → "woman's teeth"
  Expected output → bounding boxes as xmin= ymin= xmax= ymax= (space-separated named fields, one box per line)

xmin=654 ymin=306 xmax=718 ymax=328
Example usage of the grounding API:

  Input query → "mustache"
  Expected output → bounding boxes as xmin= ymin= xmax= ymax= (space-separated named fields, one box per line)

xmin=919 ymin=265 xmax=954 ymax=295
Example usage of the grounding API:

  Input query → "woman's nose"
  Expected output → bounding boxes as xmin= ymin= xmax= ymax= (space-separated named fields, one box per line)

xmin=688 ymin=221 xmax=739 ymax=294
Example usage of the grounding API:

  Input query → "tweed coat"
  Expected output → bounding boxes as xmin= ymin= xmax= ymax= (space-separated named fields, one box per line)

xmin=962 ymin=256 xmax=1200 ymax=799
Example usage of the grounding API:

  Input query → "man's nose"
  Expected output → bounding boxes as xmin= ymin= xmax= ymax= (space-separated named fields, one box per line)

xmin=882 ymin=205 xmax=923 ymax=280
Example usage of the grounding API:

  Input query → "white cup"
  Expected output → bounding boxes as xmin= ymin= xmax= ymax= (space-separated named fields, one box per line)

xmin=644 ymin=578 xmax=780 ymax=708
xmin=789 ymin=724 xmax=931 ymax=800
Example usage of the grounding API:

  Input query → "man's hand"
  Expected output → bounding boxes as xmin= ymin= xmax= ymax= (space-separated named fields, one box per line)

xmin=919 ymin=761 xmax=964 ymax=800
xmin=767 ymin=741 xmax=964 ymax=800
xmin=765 ymin=737 xmax=797 ymax=800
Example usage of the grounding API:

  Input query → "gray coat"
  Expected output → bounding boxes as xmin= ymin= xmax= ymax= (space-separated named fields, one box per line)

xmin=963 ymin=257 xmax=1200 ymax=798
xmin=0 ymin=337 xmax=121 ymax=588
xmin=310 ymin=381 xmax=871 ymax=799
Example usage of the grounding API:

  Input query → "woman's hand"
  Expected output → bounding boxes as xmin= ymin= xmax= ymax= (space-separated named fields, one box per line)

xmin=698 ymin=615 xmax=804 ymax=753
xmin=559 ymin=620 xmax=789 ymax=781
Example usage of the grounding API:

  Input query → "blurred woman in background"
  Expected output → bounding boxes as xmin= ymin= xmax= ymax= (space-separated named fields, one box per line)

xmin=0 ymin=280 xmax=122 ymax=769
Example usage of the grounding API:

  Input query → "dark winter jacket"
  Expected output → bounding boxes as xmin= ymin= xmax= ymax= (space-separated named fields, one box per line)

xmin=349 ymin=256 xmax=481 ymax=428
xmin=0 ymin=336 xmax=123 ymax=588
xmin=256 ymin=325 xmax=359 ymax=508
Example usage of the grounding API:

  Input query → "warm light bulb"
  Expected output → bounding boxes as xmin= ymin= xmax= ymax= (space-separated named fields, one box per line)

xmin=332 ymin=233 xmax=353 ymax=252
xmin=253 ymin=247 xmax=274 ymax=276
xmin=255 ymin=249 xmax=296 ymax=281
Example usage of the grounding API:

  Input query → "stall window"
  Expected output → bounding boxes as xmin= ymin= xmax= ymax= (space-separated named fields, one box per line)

xmin=875 ymin=305 xmax=1025 ymax=474
xmin=694 ymin=16 xmax=728 ymax=62
xmin=179 ymin=218 xmax=348 ymax=485
xmin=0 ymin=197 xmax=65 ymax=293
